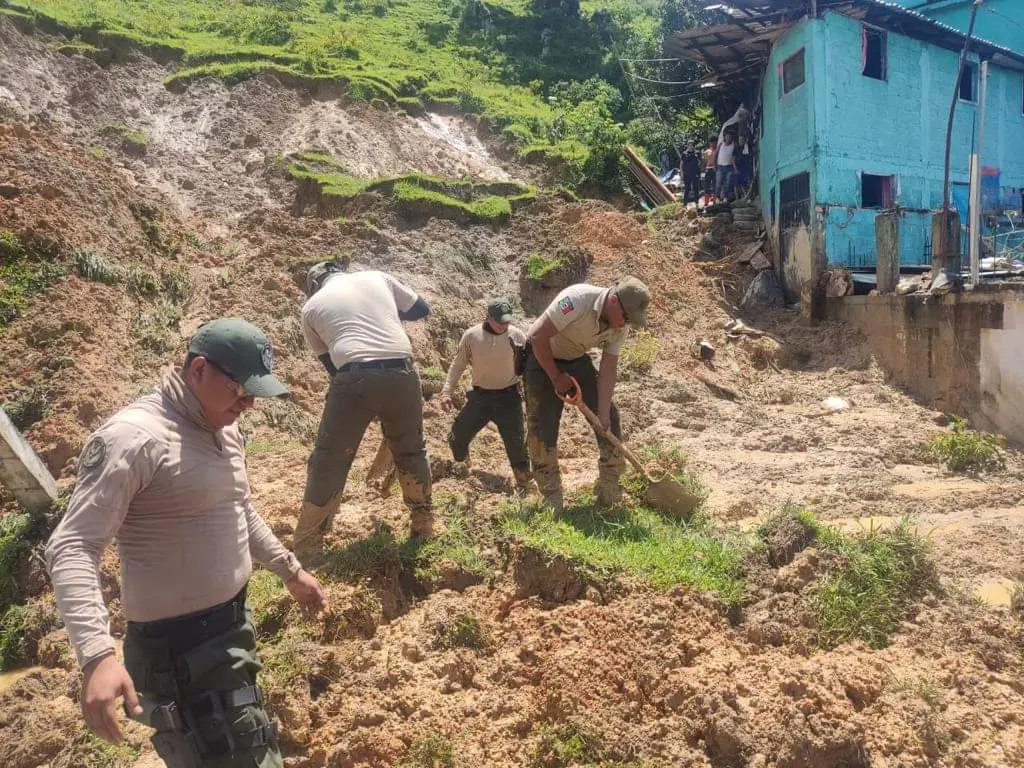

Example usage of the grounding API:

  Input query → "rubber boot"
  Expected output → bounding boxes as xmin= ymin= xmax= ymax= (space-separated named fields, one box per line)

xmin=543 ymin=491 xmax=564 ymax=517
xmin=293 ymin=501 xmax=330 ymax=564
xmin=409 ymin=505 xmax=440 ymax=539
xmin=453 ymin=459 xmax=471 ymax=479
xmin=513 ymin=468 xmax=538 ymax=497
xmin=593 ymin=476 xmax=623 ymax=508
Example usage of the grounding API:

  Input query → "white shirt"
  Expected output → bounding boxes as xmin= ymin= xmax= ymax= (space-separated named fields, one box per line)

xmin=443 ymin=323 xmax=527 ymax=395
xmin=301 ymin=270 xmax=419 ymax=368
xmin=717 ymin=141 xmax=736 ymax=167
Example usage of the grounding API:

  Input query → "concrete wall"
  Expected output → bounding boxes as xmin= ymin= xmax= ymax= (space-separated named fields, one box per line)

xmin=896 ymin=0 xmax=1024 ymax=55
xmin=826 ymin=287 xmax=1024 ymax=443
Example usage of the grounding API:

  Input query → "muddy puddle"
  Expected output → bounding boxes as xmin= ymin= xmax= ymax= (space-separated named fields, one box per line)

xmin=0 ymin=666 xmax=42 ymax=693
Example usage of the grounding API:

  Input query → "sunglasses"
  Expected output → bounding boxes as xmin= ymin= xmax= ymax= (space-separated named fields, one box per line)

xmin=206 ymin=359 xmax=250 ymax=399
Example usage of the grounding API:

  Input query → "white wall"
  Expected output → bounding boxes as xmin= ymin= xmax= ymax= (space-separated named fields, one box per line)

xmin=980 ymin=301 xmax=1024 ymax=444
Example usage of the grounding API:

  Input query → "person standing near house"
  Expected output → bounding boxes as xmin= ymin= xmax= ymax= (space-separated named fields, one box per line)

xmin=524 ymin=278 xmax=650 ymax=513
xmin=295 ymin=261 xmax=435 ymax=560
xmin=45 ymin=318 xmax=327 ymax=766
xmin=716 ymin=132 xmax=738 ymax=201
xmin=703 ymin=139 xmax=718 ymax=203
xmin=680 ymin=141 xmax=701 ymax=205
xmin=440 ymin=298 xmax=534 ymax=494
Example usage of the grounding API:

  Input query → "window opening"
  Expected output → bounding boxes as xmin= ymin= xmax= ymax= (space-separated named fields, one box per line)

xmin=782 ymin=49 xmax=805 ymax=95
xmin=861 ymin=174 xmax=895 ymax=208
xmin=959 ymin=61 xmax=978 ymax=102
xmin=862 ymin=26 xmax=886 ymax=80
xmin=780 ymin=172 xmax=811 ymax=228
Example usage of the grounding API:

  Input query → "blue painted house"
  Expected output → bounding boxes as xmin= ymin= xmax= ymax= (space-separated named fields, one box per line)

xmin=667 ymin=0 xmax=1024 ymax=298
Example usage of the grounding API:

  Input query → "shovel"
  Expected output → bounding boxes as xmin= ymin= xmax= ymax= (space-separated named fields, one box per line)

xmin=559 ymin=376 xmax=701 ymax=520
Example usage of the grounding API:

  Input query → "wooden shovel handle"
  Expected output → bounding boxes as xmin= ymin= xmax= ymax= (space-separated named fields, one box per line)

xmin=558 ymin=377 xmax=652 ymax=481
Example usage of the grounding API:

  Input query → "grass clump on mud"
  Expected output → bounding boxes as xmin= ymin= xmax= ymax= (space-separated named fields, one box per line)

xmin=98 ymin=122 xmax=148 ymax=154
xmin=525 ymin=252 xmax=565 ymax=281
xmin=619 ymin=329 xmax=658 ymax=374
xmin=757 ymin=508 xmax=938 ymax=650
xmin=501 ymin=497 xmax=746 ymax=604
xmin=922 ymin=416 xmax=1005 ymax=475
xmin=813 ymin=518 xmax=936 ymax=649
xmin=435 ymin=612 xmax=489 ymax=651
xmin=399 ymin=733 xmax=455 ymax=768
xmin=0 ymin=231 xmax=64 ymax=329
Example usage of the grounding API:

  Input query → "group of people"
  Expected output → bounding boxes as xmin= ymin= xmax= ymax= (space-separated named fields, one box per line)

xmin=43 ymin=263 xmax=650 ymax=766
xmin=662 ymin=130 xmax=753 ymax=207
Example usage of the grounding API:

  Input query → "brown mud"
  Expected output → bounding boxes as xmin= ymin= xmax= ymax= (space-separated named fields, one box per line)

xmin=1 ymin=18 xmax=1022 ymax=768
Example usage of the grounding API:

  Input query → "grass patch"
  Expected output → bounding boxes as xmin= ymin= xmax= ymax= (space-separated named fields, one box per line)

xmin=98 ymin=123 xmax=149 ymax=154
xmin=812 ymin=517 xmax=937 ymax=649
xmin=525 ymin=252 xmax=565 ymax=281
xmin=500 ymin=497 xmax=746 ymax=603
xmin=436 ymin=612 xmax=489 ymax=651
xmin=0 ymin=603 xmax=27 ymax=671
xmin=0 ymin=513 xmax=33 ymax=615
xmin=922 ymin=416 xmax=1005 ymax=475
xmin=531 ymin=722 xmax=606 ymax=768
xmin=2 ymin=382 xmax=51 ymax=431
xmin=0 ymin=231 xmax=64 ymax=329
xmin=619 ymin=329 xmax=658 ymax=374
xmin=65 ymin=727 xmax=141 ymax=767
xmin=400 ymin=733 xmax=455 ymax=768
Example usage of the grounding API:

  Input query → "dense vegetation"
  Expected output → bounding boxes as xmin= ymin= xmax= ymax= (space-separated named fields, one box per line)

xmin=3 ymin=0 xmax=720 ymax=190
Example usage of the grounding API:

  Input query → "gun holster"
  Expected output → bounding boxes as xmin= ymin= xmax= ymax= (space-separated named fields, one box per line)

xmin=512 ymin=338 xmax=530 ymax=377
xmin=128 ymin=696 xmax=203 ymax=768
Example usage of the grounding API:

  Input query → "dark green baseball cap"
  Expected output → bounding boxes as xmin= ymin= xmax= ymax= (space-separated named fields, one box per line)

xmin=487 ymin=298 xmax=514 ymax=324
xmin=188 ymin=318 xmax=288 ymax=398
xmin=615 ymin=276 xmax=650 ymax=328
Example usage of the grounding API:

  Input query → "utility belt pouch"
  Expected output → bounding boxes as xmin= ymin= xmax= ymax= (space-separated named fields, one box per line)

xmin=512 ymin=338 xmax=530 ymax=377
xmin=151 ymin=730 xmax=205 ymax=768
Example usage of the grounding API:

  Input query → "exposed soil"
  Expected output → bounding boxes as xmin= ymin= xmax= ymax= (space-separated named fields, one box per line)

xmin=1 ymin=18 xmax=1023 ymax=768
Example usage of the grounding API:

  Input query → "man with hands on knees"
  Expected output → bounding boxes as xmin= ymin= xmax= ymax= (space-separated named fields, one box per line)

xmin=45 ymin=318 xmax=327 ymax=767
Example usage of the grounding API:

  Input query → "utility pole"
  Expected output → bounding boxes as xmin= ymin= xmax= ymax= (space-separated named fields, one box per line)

xmin=969 ymin=59 xmax=988 ymax=287
xmin=935 ymin=0 xmax=983 ymax=284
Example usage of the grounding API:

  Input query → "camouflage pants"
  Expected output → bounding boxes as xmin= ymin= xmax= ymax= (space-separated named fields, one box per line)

xmin=123 ymin=589 xmax=281 ymax=768
xmin=303 ymin=364 xmax=431 ymax=518
xmin=522 ymin=353 xmax=625 ymax=498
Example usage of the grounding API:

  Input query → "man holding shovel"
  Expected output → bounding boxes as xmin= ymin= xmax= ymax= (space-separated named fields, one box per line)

xmin=524 ymin=277 xmax=650 ymax=513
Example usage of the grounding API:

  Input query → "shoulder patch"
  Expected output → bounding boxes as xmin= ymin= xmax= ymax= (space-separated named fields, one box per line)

xmin=557 ymin=296 xmax=575 ymax=315
xmin=79 ymin=436 xmax=107 ymax=474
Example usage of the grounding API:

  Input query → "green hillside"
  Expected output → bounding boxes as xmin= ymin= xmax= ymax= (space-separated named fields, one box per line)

xmin=3 ymin=0 xmax=714 ymax=190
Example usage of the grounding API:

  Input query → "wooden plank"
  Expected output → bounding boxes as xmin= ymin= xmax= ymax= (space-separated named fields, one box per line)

xmin=0 ymin=408 xmax=57 ymax=512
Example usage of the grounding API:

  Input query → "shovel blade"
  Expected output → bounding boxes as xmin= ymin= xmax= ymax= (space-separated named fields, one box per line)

xmin=645 ymin=479 xmax=700 ymax=520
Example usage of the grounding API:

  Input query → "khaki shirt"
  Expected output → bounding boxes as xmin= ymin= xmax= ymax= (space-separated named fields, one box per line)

xmin=544 ymin=284 xmax=628 ymax=361
xmin=301 ymin=270 xmax=419 ymax=369
xmin=442 ymin=323 xmax=526 ymax=396
xmin=45 ymin=371 xmax=300 ymax=668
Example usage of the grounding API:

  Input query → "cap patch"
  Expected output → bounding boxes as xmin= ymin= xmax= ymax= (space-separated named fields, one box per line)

xmin=80 ymin=437 xmax=107 ymax=475
xmin=557 ymin=296 xmax=575 ymax=315
xmin=261 ymin=344 xmax=275 ymax=373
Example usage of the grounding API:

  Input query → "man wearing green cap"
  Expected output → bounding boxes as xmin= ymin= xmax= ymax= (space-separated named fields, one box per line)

xmin=296 ymin=262 xmax=434 ymax=557
xmin=524 ymin=277 xmax=651 ymax=512
xmin=440 ymin=298 xmax=534 ymax=493
xmin=46 ymin=318 xmax=327 ymax=767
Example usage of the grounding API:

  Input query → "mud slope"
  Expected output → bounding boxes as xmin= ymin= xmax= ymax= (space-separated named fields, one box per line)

xmin=1 ymin=17 xmax=1022 ymax=768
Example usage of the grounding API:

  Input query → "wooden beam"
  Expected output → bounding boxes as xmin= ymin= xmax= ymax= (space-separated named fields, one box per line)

xmin=0 ymin=408 xmax=57 ymax=513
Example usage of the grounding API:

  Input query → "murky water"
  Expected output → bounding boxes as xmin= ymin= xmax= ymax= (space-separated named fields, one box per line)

xmin=0 ymin=665 xmax=42 ymax=692
xmin=976 ymin=578 xmax=1016 ymax=608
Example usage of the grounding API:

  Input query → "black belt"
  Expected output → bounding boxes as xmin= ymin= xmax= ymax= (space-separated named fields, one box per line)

xmin=473 ymin=384 xmax=519 ymax=394
xmin=339 ymin=357 xmax=412 ymax=373
xmin=130 ymin=585 xmax=247 ymax=654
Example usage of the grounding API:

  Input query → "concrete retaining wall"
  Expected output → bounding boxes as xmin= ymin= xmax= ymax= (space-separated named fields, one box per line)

xmin=826 ymin=286 xmax=1024 ymax=443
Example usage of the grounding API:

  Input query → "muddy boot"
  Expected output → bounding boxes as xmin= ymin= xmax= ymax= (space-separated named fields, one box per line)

xmin=453 ymin=459 xmax=471 ymax=479
xmin=293 ymin=500 xmax=332 ymax=564
xmin=513 ymin=468 xmax=538 ymax=497
xmin=542 ymin=491 xmax=564 ymax=517
xmin=593 ymin=477 xmax=623 ymax=508
xmin=409 ymin=506 xmax=442 ymax=540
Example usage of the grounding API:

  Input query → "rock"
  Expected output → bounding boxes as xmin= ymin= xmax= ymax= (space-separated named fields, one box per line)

xmin=0 ymin=183 xmax=22 ymax=199
xmin=740 ymin=269 xmax=785 ymax=313
xmin=181 ymin=178 xmax=196 ymax=190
